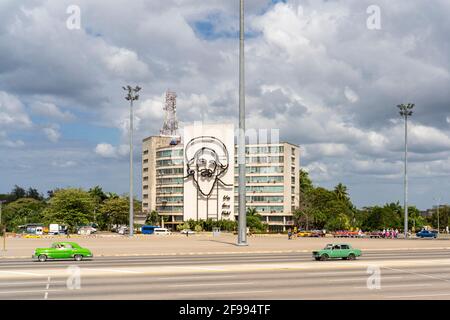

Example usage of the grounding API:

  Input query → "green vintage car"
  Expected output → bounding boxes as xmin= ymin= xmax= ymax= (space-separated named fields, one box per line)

xmin=312 ymin=243 xmax=362 ymax=261
xmin=33 ymin=242 xmax=93 ymax=262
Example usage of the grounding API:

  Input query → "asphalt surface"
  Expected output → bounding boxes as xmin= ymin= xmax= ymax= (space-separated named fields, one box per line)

xmin=1 ymin=249 xmax=450 ymax=299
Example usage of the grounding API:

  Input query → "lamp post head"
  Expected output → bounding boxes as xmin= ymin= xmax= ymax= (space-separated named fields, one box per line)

xmin=397 ymin=103 xmax=414 ymax=117
xmin=123 ymin=85 xmax=141 ymax=101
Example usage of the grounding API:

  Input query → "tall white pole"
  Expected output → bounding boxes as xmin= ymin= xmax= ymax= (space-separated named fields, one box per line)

xmin=237 ymin=0 xmax=247 ymax=245
xmin=398 ymin=103 xmax=414 ymax=238
xmin=129 ymin=98 xmax=134 ymax=237
xmin=404 ymin=113 xmax=408 ymax=238
xmin=124 ymin=85 xmax=141 ymax=237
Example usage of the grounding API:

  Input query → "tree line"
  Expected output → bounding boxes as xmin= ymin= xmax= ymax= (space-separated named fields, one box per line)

xmin=0 ymin=186 xmax=141 ymax=233
xmin=294 ymin=170 xmax=447 ymax=232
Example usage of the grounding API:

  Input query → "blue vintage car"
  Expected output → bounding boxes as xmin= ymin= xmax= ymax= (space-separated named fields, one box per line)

xmin=416 ymin=230 xmax=437 ymax=238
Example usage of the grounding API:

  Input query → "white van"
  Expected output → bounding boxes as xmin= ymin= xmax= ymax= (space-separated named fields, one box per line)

xmin=153 ymin=228 xmax=172 ymax=236
xmin=35 ymin=226 xmax=44 ymax=235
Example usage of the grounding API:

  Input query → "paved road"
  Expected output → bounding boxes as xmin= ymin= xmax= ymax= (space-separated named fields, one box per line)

xmin=1 ymin=249 xmax=450 ymax=299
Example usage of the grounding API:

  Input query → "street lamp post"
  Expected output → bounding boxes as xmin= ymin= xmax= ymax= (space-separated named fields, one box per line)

xmin=123 ymin=85 xmax=141 ymax=237
xmin=397 ymin=103 xmax=414 ymax=239
xmin=237 ymin=0 xmax=247 ymax=246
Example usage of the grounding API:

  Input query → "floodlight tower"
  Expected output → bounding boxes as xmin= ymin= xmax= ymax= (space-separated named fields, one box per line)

xmin=123 ymin=85 xmax=141 ymax=237
xmin=397 ymin=103 xmax=414 ymax=238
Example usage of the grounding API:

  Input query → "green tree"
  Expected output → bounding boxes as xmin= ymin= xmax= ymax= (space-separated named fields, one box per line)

xmin=11 ymin=185 xmax=26 ymax=201
xmin=43 ymin=188 xmax=95 ymax=232
xmin=98 ymin=197 xmax=132 ymax=230
xmin=299 ymin=169 xmax=314 ymax=194
xmin=145 ymin=210 xmax=160 ymax=226
xmin=334 ymin=183 xmax=349 ymax=202
xmin=26 ymin=188 xmax=43 ymax=201
xmin=2 ymin=198 xmax=46 ymax=232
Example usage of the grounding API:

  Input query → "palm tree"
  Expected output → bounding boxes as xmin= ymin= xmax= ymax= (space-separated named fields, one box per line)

xmin=246 ymin=207 xmax=258 ymax=216
xmin=334 ymin=183 xmax=349 ymax=201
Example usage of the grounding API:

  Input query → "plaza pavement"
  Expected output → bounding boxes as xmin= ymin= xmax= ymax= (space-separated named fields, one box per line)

xmin=1 ymin=232 xmax=449 ymax=259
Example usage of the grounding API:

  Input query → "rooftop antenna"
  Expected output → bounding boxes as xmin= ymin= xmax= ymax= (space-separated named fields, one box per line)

xmin=160 ymin=90 xmax=179 ymax=137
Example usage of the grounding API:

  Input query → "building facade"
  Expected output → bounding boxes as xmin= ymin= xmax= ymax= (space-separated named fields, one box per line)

xmin=142 ymin=123 xmax=300 ymax=232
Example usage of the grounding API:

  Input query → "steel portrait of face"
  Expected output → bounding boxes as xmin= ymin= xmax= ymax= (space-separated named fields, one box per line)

xmin=184 ymin=136 xmax=230 ymax=197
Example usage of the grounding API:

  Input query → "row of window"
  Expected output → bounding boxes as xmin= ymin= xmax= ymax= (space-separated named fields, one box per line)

xmin=157 ymin=177 xmax=184 ymax=185
xmin=157 ymin=186 xmax=183 ymax=194
xmin=235 ymin=196 xmax=284 ymax=203
xmin=156 ymin=149 xmax=183 ymax=158
xmin=240 ymin=185 xmax=284 ymax=193
xmin=156 ymin=206 xmax=183 ymax=213
xmin=156 ymin=159 xmax=183 ymax=167
xmin=237 ymin=146 xmax=284 ymax=154
xmin=156 ymin=196 xmax=183 ymax=203
xmin=245 ymin=166 xmax=284 ymax=174
xmin=234 ymin=176 xmax=284 ymax=184
xmin=156 ymin=168 xmax=184 ymax=176
xmin=234 ymin=156 xmax=284 ymax=164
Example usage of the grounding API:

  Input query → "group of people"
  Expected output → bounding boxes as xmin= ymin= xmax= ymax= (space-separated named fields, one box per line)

xmin=381 ymin=228 xmax=399 ymax=239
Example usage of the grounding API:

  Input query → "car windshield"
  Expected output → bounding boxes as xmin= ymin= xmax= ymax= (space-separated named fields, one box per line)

xmin=324 ymin=244 xmax=333 ymax=250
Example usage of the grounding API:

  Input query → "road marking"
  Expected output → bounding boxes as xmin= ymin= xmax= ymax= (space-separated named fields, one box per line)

xmin=0 ymin=271 xmax=44 ymax=276
xmin=156 ymin=275 xmax=234 ymax=281
xmin=0 ymin=289 xmax=63 ymax=295
xmin=354 ymin=283 xmax=432 ymax=289
xmin=386 ymin=292 xmax=450 ymax=299
xmin=83 ymin=268 xmax=143 ymax=274
xmin=186 ymin=267 xmax=225 ymax=271
xmin=177 ymin=290 xmax=272 ymax=296
xmin=0 ymin=281 xmax=65 ymax=286
xmin=382 ymin=266 xmax=450 ymax=283
xmin=44 ymin=276 xmax=50 ymax=300
xmin=329 ymin=276 xmax=403 ymax=282
xmin=169 ymin=282 xmax=254 ymax=288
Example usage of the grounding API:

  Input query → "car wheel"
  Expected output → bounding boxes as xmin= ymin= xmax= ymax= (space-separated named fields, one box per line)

xmin=320 ymin=254 xmax=329 ymax=261
xmin=38 ymin=254 xmax=47 ymax=262
xmin=348 ymin=253 xmax=356 ymax=260
xmin=74 ymin=254 xmax=83 ymax=262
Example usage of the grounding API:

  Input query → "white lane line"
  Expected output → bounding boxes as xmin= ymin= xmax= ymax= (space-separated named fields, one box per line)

xmin=44 ymin=276 xmax=50 ymax=300
xmin=387 ymin=293 xmax=450 ymax=299
xmin=329 ymin=276 xmax=403 ymax=282
xmin=177 ymin=290 xmax=273 ymax=296
xmin=83 ymin=268 xmax=143 ymax=274
xmin=0 ymin=270 xmax=45 ymax=276
xmin=382 ymin=266 xmax=450 ymax=283
xmin=169 ymin=282 xmax=254 ymax=288
xmin=354 ymin=283 xmax=432 ymax=289
xmin=0 ymin=281 xmax=65 ymax=287
xmin=156 ymin=275 xmax=234 ymax=281
xmin=186 ymin=267 xmax=225 ymax=271
xmin=0 ymin=289 xmax=63 ymax=295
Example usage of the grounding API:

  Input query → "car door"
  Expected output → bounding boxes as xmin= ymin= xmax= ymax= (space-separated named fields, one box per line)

xmin=331 ymin=245 xmax=341 ymax=258
xmin=340 ymin=244 xmax=350 ymax=257
xmin=58 ymin=244 xmax=73 ymax=259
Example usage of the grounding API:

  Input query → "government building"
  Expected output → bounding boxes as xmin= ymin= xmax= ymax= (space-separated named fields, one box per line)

xmin=141 ymin=93 xmax=300 ymax=232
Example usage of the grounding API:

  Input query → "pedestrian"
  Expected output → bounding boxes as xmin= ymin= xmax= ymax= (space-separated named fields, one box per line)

xmin=288 ymin=228 xmax=292 ymax=240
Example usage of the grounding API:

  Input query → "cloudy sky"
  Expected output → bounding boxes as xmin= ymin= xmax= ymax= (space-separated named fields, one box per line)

xmin=0 ymin=0 xmax=449 ymax=209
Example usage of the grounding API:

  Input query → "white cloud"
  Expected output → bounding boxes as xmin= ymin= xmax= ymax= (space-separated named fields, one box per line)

xmin=344 ymin=86 xmax=359 ymax=103
xmin=43 ymin=126 xmax=60 ymax=143
xmin=0 ymin=91 xmax=32 ymax=128
xmin=102 ymin=47 xmax=150 ymax=81
xmin=0 ymin=131 xmax=24 ymax=148
xmin=95 ymin=143 xmax=129 ymax=158
xmin=30 ymin=101 xmax=75 ymax=121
